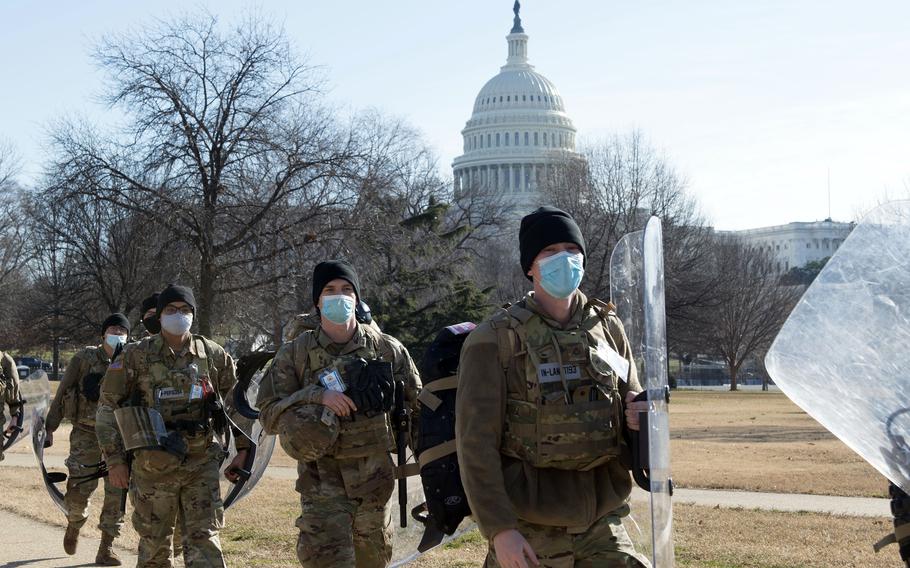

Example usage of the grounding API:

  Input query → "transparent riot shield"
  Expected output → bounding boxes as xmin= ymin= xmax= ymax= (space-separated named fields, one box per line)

xmin=24 ymin=370 xmax=67 ymax=515
xmin=766 ymin=200 xmax=910 ymax=493
xmin=387 ymin=460 xmax=477 ymax=566
xmin=610 ymin=216 xmax=675 ymax=567
xmin=9 ymin=367 xmax=51 ymax=452
xmin=222 ymin=351 xmax=277 ymax=509
xmin=388 ymin=462 xmax=477 ymax=568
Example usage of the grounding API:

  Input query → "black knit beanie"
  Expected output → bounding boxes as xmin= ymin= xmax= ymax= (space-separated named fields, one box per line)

xmin=140 ymin=293 xmax=160 ymax=314
xmin=101 ymin=313 xmax=131 ymax=335
xmin=312 ymin=260 xmax=361 ymax=307
xmin=157 ymin=284 xmax=197 ymax=315
xmin=519 ymin=207 xmax=586 ymax=280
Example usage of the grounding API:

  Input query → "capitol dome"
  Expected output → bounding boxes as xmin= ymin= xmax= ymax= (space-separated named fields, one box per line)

xmin=453 ymin=1 xmax=583 ymax=212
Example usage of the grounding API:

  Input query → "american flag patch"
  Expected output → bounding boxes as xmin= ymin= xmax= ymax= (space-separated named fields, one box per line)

xmin=109 ymin=360 xmax=123 ymax=370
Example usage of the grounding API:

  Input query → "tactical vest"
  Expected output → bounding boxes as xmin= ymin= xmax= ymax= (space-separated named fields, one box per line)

xmin=64 ymin=347 xmax=111 ymax=428
xmin=131 ymin=336 xmax=217 ymax=452
xmin=492 ymin=299 xmax=625 ymax=471
xmin=303 ymin=329 xmax=395 ymax=460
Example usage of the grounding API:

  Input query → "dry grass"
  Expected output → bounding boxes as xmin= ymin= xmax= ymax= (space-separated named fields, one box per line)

xmin=669 ymin=390 xmax=887 ymax=498
xmin=1 ymin=389 xmax=897 ymax=567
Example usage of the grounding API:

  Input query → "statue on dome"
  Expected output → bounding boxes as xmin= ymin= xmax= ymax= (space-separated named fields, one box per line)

xmin=511 ymin=1 xmax=524 ymax=34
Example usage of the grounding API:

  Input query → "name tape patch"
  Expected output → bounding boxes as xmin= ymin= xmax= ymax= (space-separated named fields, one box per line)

xmin=156 ymin=387 xmax=185 ymax=400
xmin=537 ymin=363 xmax=582 ymax=383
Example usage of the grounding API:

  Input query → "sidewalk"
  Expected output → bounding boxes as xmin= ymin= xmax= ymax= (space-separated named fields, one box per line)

xmin=4 ymin=452 xmax=890 ymax=517
xmin=0 ymin=509 xmax=138 ymax=567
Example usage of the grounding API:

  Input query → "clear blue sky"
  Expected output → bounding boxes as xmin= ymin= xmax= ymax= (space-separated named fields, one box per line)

xmin=2 ymin=0 xmax=908 ymax=230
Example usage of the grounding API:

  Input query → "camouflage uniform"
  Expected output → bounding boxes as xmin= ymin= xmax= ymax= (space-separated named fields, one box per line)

xmin=0 ymin=350 xmax=22 ymax=461
xmin=46 ymin=346 xmax=126 ymax=539
xmin=96 ymin=334 xmax=244 ymax=568
xmin=456 ymin=292 xmax=650 ymax=568
xmin=258 ymin=323 xmax=422 ymax=568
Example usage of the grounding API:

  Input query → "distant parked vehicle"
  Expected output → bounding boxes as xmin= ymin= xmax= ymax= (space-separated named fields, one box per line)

xmin=14 ymin=356 xmax=47 ymax=372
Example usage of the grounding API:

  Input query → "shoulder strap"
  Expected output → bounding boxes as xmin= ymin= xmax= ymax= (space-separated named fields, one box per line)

xmin=491 ymin=303 xmax=530 ymax=374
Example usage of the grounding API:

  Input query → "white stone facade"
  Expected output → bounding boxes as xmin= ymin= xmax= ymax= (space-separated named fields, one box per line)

xmin=452 ymin=4 xmax=584 ymax=214
xmin=728 ymin=220 xmax=854 ymax=273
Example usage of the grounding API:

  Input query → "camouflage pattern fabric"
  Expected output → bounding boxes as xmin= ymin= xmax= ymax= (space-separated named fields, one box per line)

xmin=493 ymin=299 xmax=625 ymax=470
xmin=130 ymin=444 xmax=226 ymax=568
xmin=483 ymin=506 xmax=650 ymax=568
xmin=47 ymin=345 xmax=111 ymax=432
xmin=96 ymin=334 xmax=239 ymax=568
xmin=0 ymin=350 xmax=22 ymax=458
xmin=258 ymin=323 xmax=421 ymax=566
xmin=295 ymin=454 xmax=394 ymax=567
xmin=64 ymin=426 xmax=125 ymax=538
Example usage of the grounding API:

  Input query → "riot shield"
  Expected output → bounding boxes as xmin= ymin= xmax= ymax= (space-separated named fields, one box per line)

xmin=6 ymin=367 xmax=51 ymax=452
xmin=766 ymin=200 xmax=910 ymax=493
xmin=387 ymin=462 xmax=477 ymax=567
xmin=610 ymin=216 xmax=675 ymax=567
xmin=221 ymin=351 xmax=277 ymax=509
xmin=17 ymin=370 xmax=68 ymax=515
xmin=32 ymin=412 xmax=67 ymax=514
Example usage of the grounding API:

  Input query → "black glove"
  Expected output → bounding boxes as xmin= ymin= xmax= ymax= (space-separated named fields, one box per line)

xmin=365 ymin=360 xmax=394 ymax=413
xmin=81 ymin=373 xmax=105 ymax=402
xmin=346 ymin=359 xmax=393 ymax=414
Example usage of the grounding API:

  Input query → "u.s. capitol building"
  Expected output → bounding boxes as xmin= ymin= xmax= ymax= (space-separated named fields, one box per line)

xmin=452 ymin=1 xmax=583 ymax=213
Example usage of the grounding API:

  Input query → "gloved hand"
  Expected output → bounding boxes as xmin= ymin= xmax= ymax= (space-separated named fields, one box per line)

xmin=345 ymin=359 xmax=394 ymax=414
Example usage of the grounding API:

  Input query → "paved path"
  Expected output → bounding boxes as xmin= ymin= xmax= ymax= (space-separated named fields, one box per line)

xmin=3 ymin=452 xmax=891 ymax=517
xmin=0 ymin=509 xmax=137 ymax=567
xmin=630 ymin=487 xmax=890 ymax=517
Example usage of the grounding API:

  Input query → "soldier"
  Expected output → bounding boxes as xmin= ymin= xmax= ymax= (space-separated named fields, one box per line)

xmin=257 ymin=260 xmax=422 ymax=567
xmin=136 ymin=293 xmax=161 ymax=339
xmin=95 ymin=284 xmax=250 ymax=568
xmin=0 ymin=348 xmax=22 ymax=462
xmin=45 ymin=313 xmax=131 ymax=565
xmin=135 ymin=291 xmax=188 ymax=559
xmin=455 ymin=207 xmax=651 ymax=568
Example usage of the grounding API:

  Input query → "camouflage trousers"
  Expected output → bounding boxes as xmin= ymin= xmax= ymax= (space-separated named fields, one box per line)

xmin=295 ymin=455 xmax=394 ymax=567
xmin=129 ymin=446 xmax=226 ymax=568
xmin=64 ymin=426 xmax=125 ymax=537
xmin=484 ymin=505 xmax=651 ymax=568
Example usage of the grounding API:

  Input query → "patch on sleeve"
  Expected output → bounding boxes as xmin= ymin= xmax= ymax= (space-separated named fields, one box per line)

xmin=108 ymin=360 xmax=123 ymax=370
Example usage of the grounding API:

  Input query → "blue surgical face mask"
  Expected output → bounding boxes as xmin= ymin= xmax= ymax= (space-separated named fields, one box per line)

xmin=322 ymin=295 xmax=356 ymax=324
xmin=537 ymin=251 xmax=585 ymax=299
xmin=161 ymin=313 xmax=193 ymax=335
xmin=105 ymin=334 xmax=127 ymax=349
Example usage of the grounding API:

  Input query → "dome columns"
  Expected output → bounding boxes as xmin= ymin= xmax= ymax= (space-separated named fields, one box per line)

xmin=454 ymin=162 xmax=552 ymax=198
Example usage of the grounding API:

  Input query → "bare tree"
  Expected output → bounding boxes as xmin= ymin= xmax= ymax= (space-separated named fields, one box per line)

xmin=48 ymin=13 xmax=361 ymax=335
xmin=696 ymin=237 xmax=801 ymax=390
xmin=0 ymin=141 xmax=28 ymax=293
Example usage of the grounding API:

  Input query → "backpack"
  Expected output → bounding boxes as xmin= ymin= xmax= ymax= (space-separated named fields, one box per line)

xmin=412 ymin=322 xmax=476 ymax=548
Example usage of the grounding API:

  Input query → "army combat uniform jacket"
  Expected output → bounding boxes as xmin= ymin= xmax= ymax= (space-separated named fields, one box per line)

xmin=259 ymin=322 xmax=422 ymax=495
xmin=456 ymin=291 xmax=643 ymax=539
xmin=0 ymin=351 xmax=21 ymax=456
xmin=47 ymin=345 xmax=111 ymax=433
xmin=96 ymin=334 xmax=245 ymax=467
